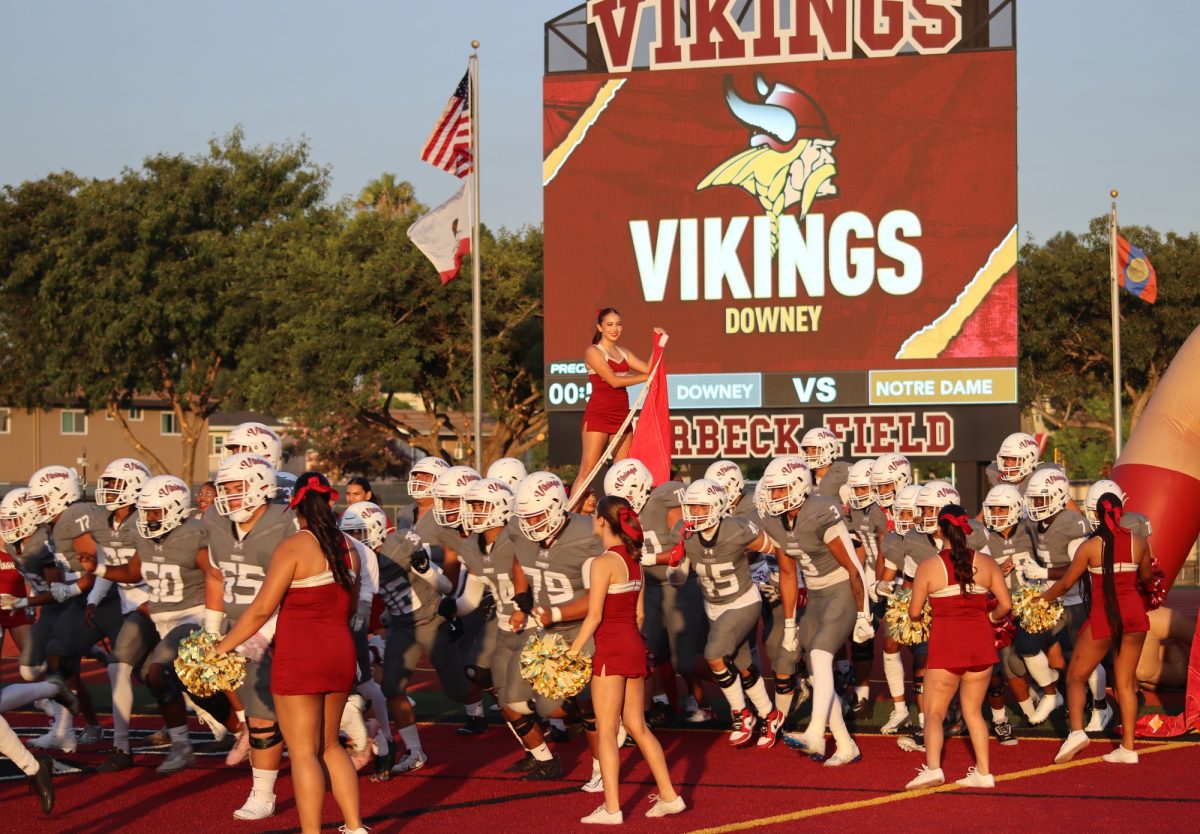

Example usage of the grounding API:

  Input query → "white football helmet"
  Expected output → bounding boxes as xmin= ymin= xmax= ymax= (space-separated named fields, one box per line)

xmin=846 ymin=459 xmax=877 ymax=510
xmin=485 ymin=457 xmax=527 ymax=489
xmin=514 ymin=472 xmax=568 ymax=542
xmin=892 ymin=484 xmax=922 ymax=535
xmin=1024 ymin=468 xmax=1069 ymax=522
xmin=603 ymin=459 xmax=653 ymax=514
xmin=704 ymin=460 xmax=745 ymax=514
xmin=408 ymin=457 xmax=450 ymax=500
xmin=464 ymin=478 xmax=515 ymax=533
xmin=800 ymin=427 xmax=841 ymax=470
xmin=982 ymin=484 xmax=1024 ymax=531
xmin=222 ymin=422 xmax=282 ymax=468
xmin=870 ymin=453 xmax=912 ymax=508
xmin=432 ymin=466 xmax=481 ymax=530
xmin=96 ymin=458 xmax=151 ymax=511
xmin=914 ymin=480 xmax=961 ymax=534
xmin=27 ymin=465 xmax=83 ymax=524
xmin=214 ymin=452 xmax=277 ymax=523
xmin=680 ymin=479 xmax=726 ymax=534
xmin=339 ymin=501 xmax=390 ymax=550
xmin=752 ymin=480 xmax=769 ymax=518
xmin=1084 ymin=479 xmax=1127 ymax=530
xmin=760 ymin=455 xmax=812 ymax=516
xmin=136 ymin=476 xmax=191 ymax=538
xmin=995 ymin=432 xmax=1040 ymax=483
xmin=0 ymin=488 xmax=38 ymax=544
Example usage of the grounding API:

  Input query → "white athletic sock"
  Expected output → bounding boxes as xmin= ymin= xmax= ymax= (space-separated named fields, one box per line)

xmin=53 ymin=701 xmax=73 ymax=737
xmin=806 ymin=650 xmax=837 ymax=740
xmin=465 ymin=701 xmax=484 ymax=718
xmin=719 ymin=673 xmax=747 ymax=713
xmin=357 ymin=679 xmax=391 ymax=753
xmin=0 ymin=681 xmax=55 ymax=712
xmin=236 ymin=709 xmax=247 ymax=728
xmin=591 ymin=756 xmax=601 ymax=776
xmin=109 ymin=662 xmax=134 ymax=753
xmin=1089 ymin=666 xmax=1107 ymax=702
xmin=991 ymin=706 xmax=1008 ymax=723
xmin=882 ymin=651 xmax=905 ymax=700
xmin=1024 ymin=652 xmax=1057 ymax=688
xmin=775 ymin=689 xmax=796 ymax=717
xmin=743 ymin=676 xmax=773 ymax=716
xmin=854 ymin=684 xmax=869 ymax=701
xmin=398 ymin=724 xmax=422 ymax=754
xmin=0 ymin=717 xmax=39 ymax=775
xmin=918 ymin=713 xmax=926 ymax=728
xmin=827 ymin=692 xmax=854 ymax=749
xmin=529 ymin=742 xmax=553 ymax=762
xmin=250 ymin=766 xmax=277 ymax=798
xmin=1018 ymin=698 xmax=1036 ymax=719
xmin=341 ymin=696 xmax=369 ymax=751
xmin=168 ymin=725 xmax=190 ymax=745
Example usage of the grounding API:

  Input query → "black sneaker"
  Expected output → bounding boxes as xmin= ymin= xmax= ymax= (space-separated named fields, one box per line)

xmin=27 ymin=754 xmax=54 ymax=816
xmin=374 ymin=747 xmax=396 ymax=779
xmin=646 ymin=701 xmax=672 ymax=728
xmin=521 ymin=754 xmax=562 ymax=781
xmin=851 ymin=697 xmax=873 ymax=721
xmin=48 ymin=675 xmax=80 ymax=716
xmin=96 ymin=747 xmax=134 ymax=773
xmin=455 ymin=715 xmax=489 ymax=736
xmin=502 ymin=752 xmax=536 ymax=773
xmin=545 ymin=725 xmax=570 ymax=744
xmin=993 ymin=720 xmax=1018 ymax=746
xmin=945 ymin=716 xmax=968 ymax=737
xmin=194 ymin=734 xmax=237 ymax=755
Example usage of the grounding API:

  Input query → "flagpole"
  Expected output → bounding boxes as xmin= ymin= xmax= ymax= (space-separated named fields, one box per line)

xmin=1110 ymin=189 xmax=1122 ymax=458
xmin=469 ymin=41 xmax=483 ymax=472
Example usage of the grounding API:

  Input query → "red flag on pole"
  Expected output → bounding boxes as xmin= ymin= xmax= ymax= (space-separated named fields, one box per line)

xmin=629 ymin=333 xmax=671 ymax=485
xmin=1117 ymin=234 xmax=1158 ymax=304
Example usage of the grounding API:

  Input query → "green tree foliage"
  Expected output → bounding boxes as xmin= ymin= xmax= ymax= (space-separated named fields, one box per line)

xmin=1019 ymin=218 xmax=1200 ymax=478
xmin=354 ymin=173 xmax=421 ymax=219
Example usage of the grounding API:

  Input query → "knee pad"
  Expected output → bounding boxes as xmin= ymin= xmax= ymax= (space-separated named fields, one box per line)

xmin=913 ymin=674 xmax=924 ymax=696
xmin=249 ymin=722 xmax=283 ymax=750
xmin=988 ymin=679 xmax=1007 ymax=700
xmin=467 ymin=665 xmax=493 ymax=691
xmin=851 ymin=640 xmax=874 ymax=663
xmin=509 ymin=713 xmax=536 ymax=738
xmin=774 ymin=675 xmax=795 ymax=695
xmin=712 ymin=660 xmax=738 ymax=689
xmin=20 ymin=663 xmax=46 ymax=682
xmin=742 ymin=663 xmax=761 ymax=688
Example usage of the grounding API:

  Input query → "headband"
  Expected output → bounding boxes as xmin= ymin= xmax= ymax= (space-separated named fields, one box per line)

xmin=939 ymin=511 xmax=972 ymax=535
xmin=1099 ymin=496 xmax=1126 ymax=536
xmin=288 ymin=475 xmax=340 ymax=509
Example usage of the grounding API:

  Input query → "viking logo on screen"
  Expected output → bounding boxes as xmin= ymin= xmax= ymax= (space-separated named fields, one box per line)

xmin=629 ymin=76 xmax=922 ymax=334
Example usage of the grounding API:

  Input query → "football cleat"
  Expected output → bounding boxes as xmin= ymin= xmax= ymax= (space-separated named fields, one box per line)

xmin=29 ymin=730 xmax=76 ymax=753
xmin=76 ymin=724 xmax=103 ymax=746
xmin=1086 ymin=704 xmax=1114 ymax=733
xmin=881 ymin=707 xmax=911 ymax=734
xmin=97 ymin=747 xmax=135 ymax=772
xmin=783 ymin=731 xmax=826 ymax=762
xmin=232 ymin=790 xmax=276 ymax=820
xmin=993 ymin=720 xmax=1018 ymax=746
xmin=142 ymin=727 xmax=171 ymax=747
xmin=455 ymin=715 xmax=489 ymax=736
xmin=156 ymin=742 xmax=195 ymax=775
xmin=728 ymin=708 xmax=757 ymax=747
xmin=1029 ymin=691 xmax=1064 ymax=725
xmin=756 ymin=709 xmax=785 ymax=749
xmin=27 ymin=754 xmax=55 ymax=816
xmin=823 ymin=740 xmax=862 ymax=767
xmin=522 ymin=754 xmax=563 ymax=781
xmin=685 ymin=706 xmax=716 ymax=724
xmin=391 ymin=750 xmax=427 ymax=774
xmin=896 ymin=727 xmax=925 ymax=753
xmin=646 ymin=701 xmax=672 ymax=728
xmin=374 ymin=747 xmax=396 ymax=780
xmin=48 ymin=676 xmax=80 ymax=716
xmin=502 ymin=752 xmax=535 ymax=773
xmin=905 ymin=765 xmax=945 ymax=789
xmin=545 ymin=724 xmax=570 ymax=743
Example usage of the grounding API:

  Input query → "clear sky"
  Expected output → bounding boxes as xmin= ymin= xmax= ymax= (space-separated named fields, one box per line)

xmin=1 ymin=1 xmax=1196 ymax=241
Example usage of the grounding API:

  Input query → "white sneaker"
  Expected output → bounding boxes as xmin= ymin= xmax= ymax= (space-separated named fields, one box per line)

xmin=616 ymin=722 xmax=628 ymax=748
xmin=683 ymin=696 xmax=699 ymax=713
xmin=1054 ymin=730 xmax=1090 ymax=764
xmin=645 ymin=794 xmax=686 ymax=818
xmin=1102 ymin=745 xmax=1138 ymax=764
xmin=823 ymin=740 xmax=861 ymax=767
xmin=728 ymin=708 xmax=757 ymax=747
xmin=685 ymin=707 xmax=716 ymax=723
xmin=76 ymin=724 xmax=103 ymax=745
xmin=157 ymin=742 xmax=195 ymax=775
xmin=29 ymin=729 xmax=77 ymax=753
xmin=1029 ymin=692 xmax=1064 ymax=725
xmin=955 ymin=767 xmax=995 ymax=788
xmin=33 ymin=698 xmax=57 ymax=718
xmin=232 ymin=790 xmax=276 ymax=820
xmin=905 ymin=765 xmax=944 ymax=790
xmin=193 ymin=703 xmax=228 ymax=742
xmin=580 ymin=804 xmax=622 ymax=825
xmin=1085 ymin=704 xmax=1114 ymax=733
xmin=784 ymin=731 xmax=826 ymax=761
xmin=581 ymin=771 xmax=604 ymax=793
xmin=390 ymin=750 xmax=427 ymax=774
xmin=339 ymin=827 xmax=370 ymax=834
xmin=881 ymin=707 xmax=911 ymax=734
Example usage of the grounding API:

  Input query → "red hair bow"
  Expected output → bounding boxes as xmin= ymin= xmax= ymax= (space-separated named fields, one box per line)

xmin=288 ymin=475 xmax=340 ymax=509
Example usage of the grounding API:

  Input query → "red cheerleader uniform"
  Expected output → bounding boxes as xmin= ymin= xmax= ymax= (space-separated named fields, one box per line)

xmin=271 ymin=532 xmax=357 ymax=696
xmin=1087 ymin=531 xmax=1150 ymax=640
xmin=927 ymin=551 xmax=998 ymax=675
xmin=0 ymin=553 xmax=33 ymax=629
xmin=592 ymin=545 xmax=649 ymax=678
xmin=583 ymin=347 xmax=631 ymax=434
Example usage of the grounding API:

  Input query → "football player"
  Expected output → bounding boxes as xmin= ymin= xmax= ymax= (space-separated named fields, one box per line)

xmin=876 ymin=484 xmax=922 ymax=734
xmin=222 ymin=422 xmax=283 ymax=468
xmin=486 ymin=457 xmax=528 ymax=489
xmin=800 ymin=427 xmax=850 ymax=498
xmin=845 ymin=458 xmax=886 ymax=718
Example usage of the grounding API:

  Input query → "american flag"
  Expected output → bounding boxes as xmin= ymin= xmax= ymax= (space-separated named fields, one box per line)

xmin=420 ymin=72 xmax=472 ymax=178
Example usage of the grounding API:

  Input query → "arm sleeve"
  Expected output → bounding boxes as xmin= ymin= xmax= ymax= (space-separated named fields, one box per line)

xmin=87 ymin=577 xmax=114 ymax=607
xmin=456 ymin=573 xmax=486 ymax=616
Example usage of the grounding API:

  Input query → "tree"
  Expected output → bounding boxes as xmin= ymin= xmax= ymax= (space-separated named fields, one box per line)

xmin=0 ymin=129 xmax=331 ymax=483
xmin=354 ymin=174 xmax=420 ymax=219
xmin=1019 ymin=218 xmax=1200 ymax=477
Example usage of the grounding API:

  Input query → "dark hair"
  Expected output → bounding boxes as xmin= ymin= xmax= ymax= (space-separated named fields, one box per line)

xmin=199 ymin=481 xmax=216 ymax=492
xmin=1093 ymin=491 xmax=1127 ymax=642
xmin=936 ymin=504 xmax=976 ymax=595
xmin=596 ymin=495 xmax=643 ymax=562
xmin=591 ymin=307 xmax=620 ymax=345
xmin=292 ymin=471 xmax=355 ymax=593
xmin=346 ymin=476 xmax=374 ymax=501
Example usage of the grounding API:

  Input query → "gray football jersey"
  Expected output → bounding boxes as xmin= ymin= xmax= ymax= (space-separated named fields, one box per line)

xmin=899 ymin=522 xmax=989 ymax=580
xmin=1035 ymin=510 xmax=1091 ymax=568
xmin=814 ymin=460 xmax=850 ymax=498
xmin=50 ymin=502 xmax=101 ymax=576
xmin=456 ymin=526 xmax=520 ymax=622
xmin=136 ymin=519 xmax=209 ymax=615
xmin=881 ymin=530 xmax=906 ymax=574
xmin=1121 ymin=511 xmax=1152 ymax=538
xmin=377 ymin=526 xmax=440 ymax=627
xmin=413 ymin=511 xmax=448 ymax=568
xmin=638 ymin=481 xmax=684 ymax=585
xmin=985 ymin=522 xmax=1038 ymax=592
xmin=849 ymin=504 xmax=888 ymax=569
xmin=760 ymin=496 xmax=846 ymax=583
xmin=512 ymin=513 xmax=603 ymax=631
xmin=5 ymin=530 xmax=55 ymax=595
xmin=203 ymin=503 xmax=298 ymax=621
xmin=94 ymin=511 xmax=148 ymax=597
xmin=681 ymin=515 xmax=762 ymax=605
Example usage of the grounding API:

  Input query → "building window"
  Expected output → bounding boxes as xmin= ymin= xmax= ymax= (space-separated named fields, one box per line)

xmin=0 ymin=408 xmax=10 ymax=434
xmin=210 ymin=433 xmax=227 ymax=456
xmin=161 ymin=412 xmax=181 ymax=436
xmin=128 ymin=407 xmax=144 ymax=421
xmin=61 ymin=410 xmax=87 ymax=435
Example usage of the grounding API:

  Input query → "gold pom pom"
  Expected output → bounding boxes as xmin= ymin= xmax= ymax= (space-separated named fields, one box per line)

xmin=884 ymin=589 xmax=930 ymax=646
xmin=173 ymin=630 xmax=247 ymax=698
xmin=519 ymin=632 xmax=593 ymax=700
xmin=1011 ymin=585 xmax=1064 ymax=634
